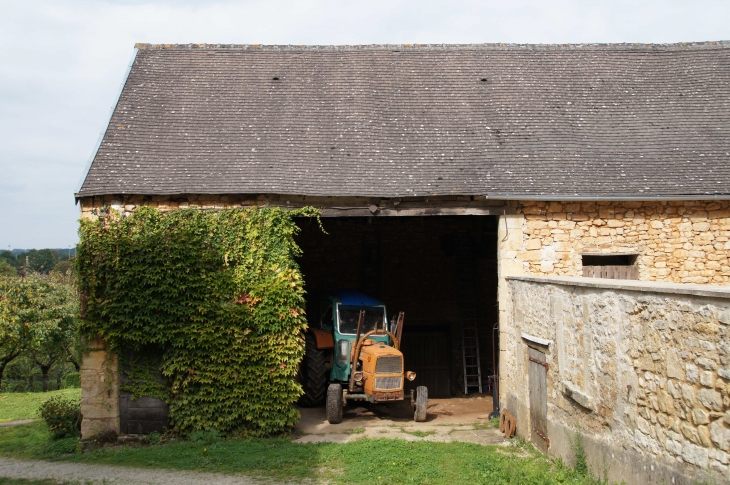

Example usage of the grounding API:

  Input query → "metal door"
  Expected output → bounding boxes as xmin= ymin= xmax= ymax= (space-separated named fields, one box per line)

xmin=529 ymin=347 xmax=549 ymax=453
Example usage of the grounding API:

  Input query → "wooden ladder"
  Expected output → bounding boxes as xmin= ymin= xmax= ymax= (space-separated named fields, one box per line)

xmin=455 ymin=231 xmax=483 ymax=394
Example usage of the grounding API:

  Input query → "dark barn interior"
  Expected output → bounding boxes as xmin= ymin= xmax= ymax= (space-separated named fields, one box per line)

xmin=295 ymin=215 xmax=499 ymax=399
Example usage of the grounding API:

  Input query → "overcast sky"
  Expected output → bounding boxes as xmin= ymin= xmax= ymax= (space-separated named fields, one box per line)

xmin=1 ymin=0 xmax=729 ymax=249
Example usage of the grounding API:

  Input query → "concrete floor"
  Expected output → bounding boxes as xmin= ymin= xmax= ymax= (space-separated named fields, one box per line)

xmin=294 ymin=394 xmax=508 ymax=446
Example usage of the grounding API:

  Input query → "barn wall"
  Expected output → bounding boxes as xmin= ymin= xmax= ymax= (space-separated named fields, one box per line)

xmin=503 ymin=276 xmax=730 ymax=484
xmin=506 ymin=200 xmax=730 ymax=285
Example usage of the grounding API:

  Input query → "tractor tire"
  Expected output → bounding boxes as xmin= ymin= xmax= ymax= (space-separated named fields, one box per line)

xmin=414 ymin=386 xmax=428 ymax=422
xmin=326 ymin=383 xmax=344 ymax=424
xmin=299 ymin=333 xmax=328 ymax=407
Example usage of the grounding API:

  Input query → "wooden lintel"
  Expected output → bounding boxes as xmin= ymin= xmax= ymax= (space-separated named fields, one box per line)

xmin=317 ymin=206 xmax=505 ymax=217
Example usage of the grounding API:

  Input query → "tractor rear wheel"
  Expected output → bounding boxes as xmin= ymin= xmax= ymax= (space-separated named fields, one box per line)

xmin=299 ymin=333 xmax=328 ymax=407
xmin=326 ymin=383 xmax=344 ymax=424
xmin=414 ymin=386 xmax=428 ymax=422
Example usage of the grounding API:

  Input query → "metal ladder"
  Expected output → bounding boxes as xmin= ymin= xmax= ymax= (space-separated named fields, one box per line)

xmin=455 ymin=230 xmax=483 ymax=394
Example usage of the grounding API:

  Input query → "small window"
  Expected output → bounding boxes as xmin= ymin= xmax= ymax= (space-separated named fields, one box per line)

xmin=582 ymin=254 xmax=638 ymax=280
xmin=320 ymin=304 xmax=333 ymax=329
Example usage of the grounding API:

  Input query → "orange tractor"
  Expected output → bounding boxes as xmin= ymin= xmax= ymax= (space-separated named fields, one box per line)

xmin=300 ymin=291 xmax=428 ymax=424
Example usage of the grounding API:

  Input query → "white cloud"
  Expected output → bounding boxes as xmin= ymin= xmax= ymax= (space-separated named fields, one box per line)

xmin=1 ymin=0 xmax=729 ymax=247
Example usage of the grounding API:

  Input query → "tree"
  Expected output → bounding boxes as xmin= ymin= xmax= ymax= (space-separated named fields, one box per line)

xmin=0 ymin=261 xmax=16 ymax=277
xmin=30 ymin=319 xmax=76 ymax=392
xmin=16 ymin=249 xmax=60 ymax=274
xmin=0 ymin=275 xmax=77 ymax=388
xmin=0 ymin=251 xmax=19 ymax=269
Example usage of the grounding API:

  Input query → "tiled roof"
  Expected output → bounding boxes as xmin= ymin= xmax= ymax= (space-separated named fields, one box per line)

xmin=78 ymin=42 xmax=730 ymax=199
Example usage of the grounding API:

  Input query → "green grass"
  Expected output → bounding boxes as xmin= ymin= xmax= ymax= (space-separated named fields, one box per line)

xmin=473 ymin=417 xmax=501 ymax=430
xmin=400 ymin=428 xmax=436 ymax=437
xmin=0 ymin=421 xmax=52 ymax=458
xmin=0 ymin=422 xmax=605 ymax=484
xmin=0 ymin=389 xmax=81 ymax=423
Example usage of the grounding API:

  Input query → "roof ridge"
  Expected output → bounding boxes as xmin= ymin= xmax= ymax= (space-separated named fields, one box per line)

xmin=133 ymin=41 xmax=730 ymax=51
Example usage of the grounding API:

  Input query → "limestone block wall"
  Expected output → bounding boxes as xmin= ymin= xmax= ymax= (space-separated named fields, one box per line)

xmin=80 ymin=338 xmax=120 ymax=439
xmin=507 ymin=200 xmax=730 ymax=285
xmin=504 ymin=276 xmax=730 ymax=485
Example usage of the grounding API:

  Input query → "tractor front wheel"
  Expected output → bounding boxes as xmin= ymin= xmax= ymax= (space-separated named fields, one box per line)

xmin=414 ymin=386 xmax=428 ymax=422
xmin=299 ymin=333 xmax=328 ymax=407
xmin=326 ymin=383 xmax=344 ymax=424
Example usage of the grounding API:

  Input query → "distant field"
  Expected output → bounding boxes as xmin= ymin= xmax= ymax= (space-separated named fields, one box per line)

xmin=0 ymin=389 xmax=81 ymax=423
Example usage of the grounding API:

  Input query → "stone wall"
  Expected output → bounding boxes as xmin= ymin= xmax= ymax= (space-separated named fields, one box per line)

xmin=508 ymin=200 xmax=730 ymax=285
xmin=504 ymin=276 xmax=730 ymax=484
xmin=80 ymin=338 xmax=120 ymax=439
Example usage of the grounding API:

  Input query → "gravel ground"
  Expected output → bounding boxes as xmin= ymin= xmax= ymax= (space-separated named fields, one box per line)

xmin=0 ymin=457 xmax=296 ymax=485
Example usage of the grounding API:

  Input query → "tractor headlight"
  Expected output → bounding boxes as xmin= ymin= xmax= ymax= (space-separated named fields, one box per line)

xmin=406 ymin=371 xmax=417 ymax=381
xmin=353 ymin=372 xmax=363 ymax=382
xmin=337 ymin=339 xmax=350 ymax=365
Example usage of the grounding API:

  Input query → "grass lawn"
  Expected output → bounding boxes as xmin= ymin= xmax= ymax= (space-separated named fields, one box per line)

xmin=0 ymin=422 xmax=604 ymax=485
xmin=0 ymin=389 xmax=81 ymax=423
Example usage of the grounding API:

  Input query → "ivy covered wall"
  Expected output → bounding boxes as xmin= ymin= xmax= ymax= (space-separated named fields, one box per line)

xmin=76 ymin=206 xmax=317 ymax=436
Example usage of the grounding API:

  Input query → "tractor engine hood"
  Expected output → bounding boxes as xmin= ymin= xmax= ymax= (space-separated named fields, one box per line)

xmin=358 ymin=341 xmax=404 ymax=399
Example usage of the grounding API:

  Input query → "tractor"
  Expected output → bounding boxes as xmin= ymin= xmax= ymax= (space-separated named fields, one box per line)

xmin=300 ymin=290 xmax=428 ymax=424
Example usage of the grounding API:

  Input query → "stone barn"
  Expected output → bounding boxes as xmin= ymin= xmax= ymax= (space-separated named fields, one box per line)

xmin=77 ymin=42 xmax=730 ymax=484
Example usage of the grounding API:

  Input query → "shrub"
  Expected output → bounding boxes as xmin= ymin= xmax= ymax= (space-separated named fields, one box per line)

xmin=37 ymin=395 xmax=81 ymax=439
xmin=62 ymin=372 xmax=80 ymax=389
xmin=41 ymin=436 xmax=81 ymax=455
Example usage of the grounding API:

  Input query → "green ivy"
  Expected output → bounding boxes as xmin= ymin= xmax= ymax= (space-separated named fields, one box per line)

xmin=76 ymin=206 xmax=318 ymax=436
xmin=119 ymin=349 xmax=169 ymax=402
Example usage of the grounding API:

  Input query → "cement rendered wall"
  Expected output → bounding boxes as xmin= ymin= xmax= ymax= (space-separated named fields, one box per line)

xmin=503 ymin=276 xmax=730 ymax=484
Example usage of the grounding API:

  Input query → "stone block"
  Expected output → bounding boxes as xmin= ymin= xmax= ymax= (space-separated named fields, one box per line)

xmin=693 ymin=408 xmax=710 ymax=425
xmin=718 ymin=309 xmax=730 ymax=325
xmin=81 ymin=417 xmax=119 ymax=440
xmin=697 ymin=389 xmax=723 ymax=411
xmin=548 ymin=202 xmax=563 ymax=213
xmin=668 ymin=380 xmax=680 ymax=398
xmin=686 ymin=364 xmax=699 ymax=383
xmin=682 ymin=442 xmax=709 ymax=467
xmin=698 ymin=425 xmax=712 ymax=447
xmin=693 ymin=221 xmax=711 ymax=232
xmin=681 ymin=383 xmax=696 ymax=402
xmin=525 ymin=239 xmax=541 ymax=250
xmin=700 ymin=371 xmax=715 ymax=388
xmin=666 ymin=439 xmax=682 ymax=456
xmin=710 ymin=420 xmax=730 ymax=451
xmin=698 ymin=357 xmax=718 ymax=369
xmin=516 ymin=250 xmax=543 ymax=262
xmin=666 ymin=349 xmax=684 ymax=379
xmin=681 ymin=423 xmax=701 ymax=445
xmin=500 ymin=259 xmax=524 ymax=276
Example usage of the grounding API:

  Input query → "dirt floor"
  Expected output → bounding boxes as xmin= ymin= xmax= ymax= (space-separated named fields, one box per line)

xmin=294 ymin=394 xmax=505 ymax=445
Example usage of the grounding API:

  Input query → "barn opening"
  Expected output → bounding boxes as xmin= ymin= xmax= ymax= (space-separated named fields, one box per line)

xmin=295 ymin=215 xmax=499 ymax=403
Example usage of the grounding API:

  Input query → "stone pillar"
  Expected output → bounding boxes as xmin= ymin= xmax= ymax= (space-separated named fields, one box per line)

xmin=496 ymin=210 xmax=526 ymax=422
xmin=80 ymin=338 xmax=120 ymax=439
